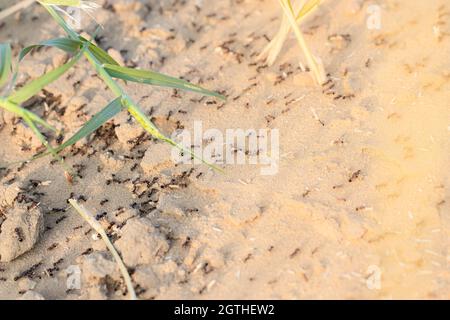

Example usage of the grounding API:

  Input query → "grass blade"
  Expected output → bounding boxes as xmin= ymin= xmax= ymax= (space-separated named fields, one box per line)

xmin=43 ymin=3 xmax=78 ymax=37
xmin=123 ymin=99 xmax=224 ymax=172
xmin=21 ymin=110 xmax=73 ymax=177
xmin=23 ymin=109 xmax=58 ymax=132
xmin=79 ymin=37 xmax=120 ymax=66
xmin=21 ymin=112 xmax=56 ymax=155
xmin=31 ymin=97 xmax=123 ymax=161
xmin=56 ymin=97 xmax=122 ymax=152
xmin=296 ymin=0 xmax=320 ymax=19
xmin=0 ymin=98 xmax=57 ymax=132
xmin=9 ymin=50 xmax=83 ymax=104
xmin=0 ymin=43 xmax=12 ymax=88
xmin=36 ymin=7 xmax=116 ymax=66
xmin=19 ymin=38 xmax=81 ymax=61
xmin=104 ymin=64 xmax=225 ymax=100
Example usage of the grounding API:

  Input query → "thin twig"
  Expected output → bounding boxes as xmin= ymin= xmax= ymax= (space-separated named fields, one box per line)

xmin=0 ymin=0 xmax=36 ymax=22
xmin=69 ymin=199 xmax=138 ymax=300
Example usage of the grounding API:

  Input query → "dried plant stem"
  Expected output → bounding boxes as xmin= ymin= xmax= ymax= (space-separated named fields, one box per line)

xmin=278 ymin=0 xmax=326 ymax=85
xmin=0 ymin=0 xmax=36 ymax=22
xmin=259 ymin=0 xmax=320 ymax=66
xmin=258 ymin=14 xmax=291 ymax=66
xmin=69 ymin=199 xmax=137 ymax=300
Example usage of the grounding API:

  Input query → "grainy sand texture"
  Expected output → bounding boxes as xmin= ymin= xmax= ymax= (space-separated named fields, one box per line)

xmin=0 ymin=0 xmax=449 ymax=300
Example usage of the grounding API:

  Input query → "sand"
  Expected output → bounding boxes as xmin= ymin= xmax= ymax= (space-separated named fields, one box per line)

xmin=0 ymin=0 xmax=449 ymax=300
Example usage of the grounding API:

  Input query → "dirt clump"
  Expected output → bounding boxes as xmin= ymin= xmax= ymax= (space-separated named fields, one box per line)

xmin=115 ymin=217 xmax=170 ymax=267
xmin=0 ymin=203 xmax=44 ymax=262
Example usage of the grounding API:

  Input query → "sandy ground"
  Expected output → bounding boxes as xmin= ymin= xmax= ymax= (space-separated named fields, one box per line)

xmin=0 ymin=0 xmax=449 ymax=300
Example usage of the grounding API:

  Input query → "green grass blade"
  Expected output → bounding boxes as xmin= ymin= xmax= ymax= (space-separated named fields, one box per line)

xmin=79 ymin=37 xmax=120 ymax=66
xmin=56 ymin=96 xmax=123 ymax=152
xmin=1 ymin=97 xmax=25 ymax=115
xmin=0 ymin=43 xmax=12 ymax=88
xmin=122 ymin=98 xmax=223 ymax=172
xmin=42 ymin=5 xmax=105 ymax=61
xmin=9 ymin=50 xmax=83 ymax=104
xmin=19 ymin=38 xmax=81 ymax=61
xmin=103 ymin=64 xmax=225 ymax=100
xmin=39 ymin=5 xmax=117 ymax=66
xmin=30 ymin=96 xmax=122 ymax=160
xmin=42 ymin=3 xmax=79 ymax=37
xmin=20 ymin=111 xmax=70 ymax=173
xmin=21 ymin=112 xmax=54 ymax=151
xmin=23 ymin=109 xmax=58 ymax=132
xmin=0 ymin=98 xmax=57 ymax=132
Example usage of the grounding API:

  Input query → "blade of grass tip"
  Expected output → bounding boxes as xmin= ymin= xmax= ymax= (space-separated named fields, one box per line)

xmin=104 ymin=64 xmax=225 ymax=101
xmin=19 ymin=38 xmax=82 ymax=61
xmin=29 ymin=96 xmax=123 ymax=161
xmin=55 ymin=96 xmax=123 ymax=152
xmin=278 ymin=0 xmax=326 ymax=85
xmin=296 ymin=0 xmax=321 ymax=19
xmin=120 ymin=96 xmax=173 ymax=141
xmin=0 ymin=43 xmax=12 ymax=88
xmin=121 ymin=98 xmax=223 ymax=172
xmin=68 ymin=199 xmax=137 ymax=300
xmin=42 ymin=3 xmax=102 ymax=41
xmin=41 ymin=3 xmax=79 ymax=37
xmin=9 ymin=44 xmax=86 ymax=104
